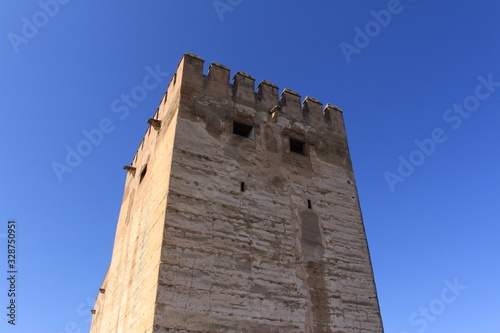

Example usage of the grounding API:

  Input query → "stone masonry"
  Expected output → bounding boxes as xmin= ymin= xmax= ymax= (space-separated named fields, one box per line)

xmin=89 ymin=53 xmax=384 ymax=332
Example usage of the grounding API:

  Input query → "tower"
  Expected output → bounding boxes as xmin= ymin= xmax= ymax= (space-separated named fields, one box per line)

xmin=90 ymin=53 xmax=384 ymax=332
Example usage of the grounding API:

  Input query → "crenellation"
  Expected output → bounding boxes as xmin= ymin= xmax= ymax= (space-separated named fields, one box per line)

xmin=178 ymin=53 xmax=205 ymax=91
xmin=324 ymin=103 xmax=345 ymax=135
xmin=232 ymin=71 xmax=256 ymax=106
xmin=206 ymin=62 xmax=231 ymax=96
xmin=256 ymin=80 xmax=279 ymax=111
xmin=161 ymin=91 xmax=168 ymax=106
xmin=170 ymin=53 xmax=349 ymax=142
xmin=279 ymin=88 xmax=303 ymax=123
xmin=209 ymin=62 xmax=230 ymax=72
xmin=183 ymin=52 xmax=204 ymax=62
xmin=302 ymin=96 xmax=327 ymax=130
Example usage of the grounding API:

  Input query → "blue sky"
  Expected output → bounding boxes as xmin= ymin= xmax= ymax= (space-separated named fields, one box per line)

xmin=1 ymin=1 xmax=499 ymax=332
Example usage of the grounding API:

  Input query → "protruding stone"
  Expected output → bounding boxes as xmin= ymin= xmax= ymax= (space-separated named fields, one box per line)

xmin=123 ymin=165 xmax=136 ymax=173
xmin=147 ymin=118 xmax=161 ymax=131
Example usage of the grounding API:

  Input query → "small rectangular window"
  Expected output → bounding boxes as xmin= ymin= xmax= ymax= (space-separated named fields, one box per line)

xmin=241 ymin=182 xmax=246 ymax=192
xmin=307 ymin=199 xmax=312 ymax=209
xmin=290 ymin=138 xmax=306 ymax=155
xmin=233 ymin=121 xmax=254 ymax=139
xmin=139 ymin=165 xmax=147 ymax=183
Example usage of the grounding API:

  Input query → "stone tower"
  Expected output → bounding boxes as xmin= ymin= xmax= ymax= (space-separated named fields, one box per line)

xmin=90 ymin=53 xmax=384 ymax=332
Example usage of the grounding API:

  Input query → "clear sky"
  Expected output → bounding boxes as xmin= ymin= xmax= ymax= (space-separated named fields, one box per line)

xmin=1 ymin=1 xmax=499 ymax=332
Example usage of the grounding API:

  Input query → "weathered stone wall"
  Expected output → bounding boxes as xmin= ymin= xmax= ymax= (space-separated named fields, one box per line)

xmin=90 ymin=71 xmax=182 ymax=333
xmin=152 ymin=54 xmax=383 ymax=332
xmin=90 ymin=53 xmax=383 ymax=333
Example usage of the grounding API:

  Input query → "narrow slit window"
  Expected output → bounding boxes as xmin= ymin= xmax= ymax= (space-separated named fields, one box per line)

xmin=240 ymin=182 xmax=246 ymax=192
xmin=307 ymin=199 xmax=312 ymax=209
xmin=290 ymin=138 xmax=306 ymax=155
xmin=233 ymin=121 xmax=254 ymax=139
xmin=139 ymin=165 xmax=147 ymax=183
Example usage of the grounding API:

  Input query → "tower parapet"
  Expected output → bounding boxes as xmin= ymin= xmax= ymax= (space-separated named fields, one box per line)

xmin=163 ymin=53 xmax=351 ymax=170
xmin=176 ymin=53 xmax=344 ymax=131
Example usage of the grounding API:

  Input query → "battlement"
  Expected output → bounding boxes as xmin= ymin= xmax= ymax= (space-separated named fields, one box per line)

xmin=172 ymin=53 xmax=344 ymax=133
xmin=129 ymin=53 xmax=348 ymax=171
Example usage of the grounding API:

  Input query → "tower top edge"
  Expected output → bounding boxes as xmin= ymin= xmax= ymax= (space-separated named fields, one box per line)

xmin=175 ymin=53 xmax=342 ymax=113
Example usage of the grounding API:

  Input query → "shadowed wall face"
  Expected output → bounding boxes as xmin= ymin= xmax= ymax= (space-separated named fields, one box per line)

xmin=300 ymin=210 xmax=324 ymax=263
